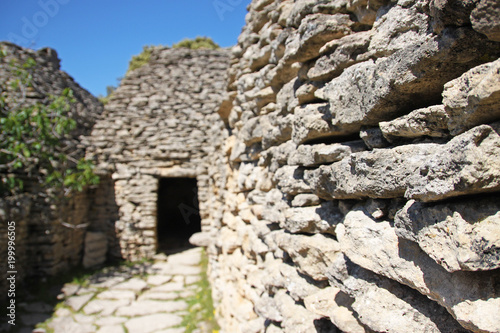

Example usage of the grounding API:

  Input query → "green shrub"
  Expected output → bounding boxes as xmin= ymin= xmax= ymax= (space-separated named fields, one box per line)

xmin=127 ymin=45 xmax=154 ymax=74
xmin=0 ymin=48 xmax=99 ymax=195
xmin=172 ymin=37 xmax=220 ymax=50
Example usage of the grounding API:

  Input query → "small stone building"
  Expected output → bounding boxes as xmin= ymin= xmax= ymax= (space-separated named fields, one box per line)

xmin=0 ymin=42 xmax=103 ymax=293
xmin=86 ymin=47 xmax=230 ymax=261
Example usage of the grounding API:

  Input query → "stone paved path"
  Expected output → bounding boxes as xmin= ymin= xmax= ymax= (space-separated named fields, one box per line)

xmin=9 ymin=247 xmax=205 ymax=333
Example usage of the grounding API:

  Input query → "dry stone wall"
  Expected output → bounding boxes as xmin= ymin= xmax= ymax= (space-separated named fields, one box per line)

xmin=0 ymin=42 xmax=103 ymax=296
xmin=203 ymin=0 xmax=500 ymax=332
xmin=86 ymin=47 xmax=230 ymax=261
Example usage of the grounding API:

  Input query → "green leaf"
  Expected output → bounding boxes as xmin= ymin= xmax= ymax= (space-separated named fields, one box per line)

xmin=22 ymin=148 xmax=31 ymax=158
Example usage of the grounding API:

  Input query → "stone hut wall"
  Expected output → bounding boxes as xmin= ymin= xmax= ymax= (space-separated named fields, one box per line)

xmin=0 ymin=42 xmax=103 ymax=296
xmin=86 ymin=48 xmax=230 ymax=261
xmin=203 ymin=0 xmax=500 ymax=332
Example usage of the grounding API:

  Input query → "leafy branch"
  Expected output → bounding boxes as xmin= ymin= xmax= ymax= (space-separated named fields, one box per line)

xmin=0 ymin=48 xmax=99 ymax=195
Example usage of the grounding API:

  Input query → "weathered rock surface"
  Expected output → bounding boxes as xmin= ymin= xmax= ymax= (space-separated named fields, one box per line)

xmin=283 ymin=201 xmax=343 ymax=234
xmin=471 ymin=0 xmax=500 ymax=41
xmin=275 ymin=232 xmax=342 ymax=281
xmin=406 ymin=124 xmax=500 ymax=201
xmin=443 ymin=58 xmax=500 ymax=135
xmin=304 ymin=287 xmax=366 ymax=333
xmin=337 ymin=205 xmax=500 ymax=332
xmin=309 ymin=124 xmax=500 ymax=202
xmin=395 ymin=196 xmax=500 ymax=272
xmin=307 ymin=143 xmax=436 ymax=200
xmin=316 ymin=26 xmax=498 ymax=136
xmin=328 ymin=255 xmax=470 ymax=333
xmin=204 ymin=0 xmax=500 ymax=331
xmin=379 ymin=105 xmax=450 ymax=141
xmin=288 ymin=141 xmax=366 ymax=167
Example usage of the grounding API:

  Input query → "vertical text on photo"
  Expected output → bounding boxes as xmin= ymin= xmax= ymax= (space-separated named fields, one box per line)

xmin=6 ymin=221 xmax=17 ymax=326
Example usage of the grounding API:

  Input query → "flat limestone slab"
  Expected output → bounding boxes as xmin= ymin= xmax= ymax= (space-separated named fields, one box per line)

xmin=116 ymin=300 xmax=188 ymax=317
xmin=112 ymin=277 xmax=148 ymax=292
xmin=83 ymin=299 xmax=130 ymax=316
xmin=65 ymin=293 xmax=94 ymax=312
xmin=125 ymin=313 xmax=183 ymax=333
xmin=96 ymin=325 xmax=125 ymax=333
xmin=150 ymin=281 xmax=185 ymax=293
xmin=49 ymin=316 xmax=95 ymax=333
xmin=138 ymin=291 xmax=181 ymax=301
xmin=97 ymin=290 xmax=137 ymax=301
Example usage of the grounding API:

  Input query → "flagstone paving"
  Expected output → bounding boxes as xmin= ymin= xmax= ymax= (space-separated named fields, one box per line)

xmin=8 ymin=247 xmax=205 ymax=333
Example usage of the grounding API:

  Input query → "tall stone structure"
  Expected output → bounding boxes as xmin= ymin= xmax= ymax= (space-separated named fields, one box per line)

xmin=201 ymin=0 xmax=500 ymax=332
xmin=86 ymin=47 xmax=230 ymax=261
xmin=0 ymin=42 xmax=103 ymax=295
xmin=1 ymin=0 xmax=500 ymax=331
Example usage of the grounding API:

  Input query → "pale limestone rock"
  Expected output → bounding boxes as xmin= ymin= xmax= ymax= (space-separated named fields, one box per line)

xmin=260 ymin=257 xmax=322 ymax=301
xmin=291 ymin=193 xmax=321 ymax=207
xmin=308 ymin=31 xmax=372 ymax=81
xmin=308 ymin=124 xmax=500 ymax=201
xmin=275 ymin=232 xmax=342 ymax=281
xmin=283 ymin=13 xmax=354 ymax=65
xmin=359 ymin=127 xmax=390 ymax=149
xmin=316 ymin=28 xmax=497 ymax=135
xmin=97 ymin=290 xmax=136 ymax=301
xmin=328 ymin=255 xmax=469 ymax=333
xmin=379 ymin=105 xmax=450 ymax=141
xmin=337 ymin=206 xmax=500 ymax=332
xmin=116 ymin=300 xmax=187 ymax=317
xmin=65 ymin=293 xmax=94 ymax=312
xmin=113 ymin=278 xmax=148 ymax=292
xmin=406 ymin=124 xmax=500 ymax=201
xmin=430 ymin=0 xmax=477 ymax=32
xmin=282 ymin=201 xmax=343 ymax=235
xmin=443 ymin=58 xmax=500 ymax=135
xmin=96 ymin=325 xmax=125 ymax=333
xmin=189 ymin=232 xmax=212 ymax=247
xmin=291 ymin=103 xmax=340 ymax=143
xmin=304 ymin=287 xmax=365 ymax=333
xmin=82 ymin=299 xmax=130 ymax=316
xmin=274 ymin=290 xmax=322 ymax=333
xmin=288 ymin=141 xmax=366 ymax=167
xmin=149 ymin=281 xmax=185 ymax=293
xmin=274 ymin=165 xmax=312 ymax=195
xmin=368 ymin=2 xmax=431 ymax=57
xmin=395 ymin=197 xmax=500 ymax=272
xmin=124 ymin=313 xmax=183 ymax=333
xmin=48 ymin=316 xmax=95 ymax=333
xmin=307 ymin=143 xmax=435 ymax=200
xmin=471 ymin=0 xmax=500 ymax=41
xmin=138 ymin=291 xmax=179 ymax=301
xmin=255 ymin=295 xmax=284 ymax=322
xmin=94 ymin=317 xmax=128 ymax=326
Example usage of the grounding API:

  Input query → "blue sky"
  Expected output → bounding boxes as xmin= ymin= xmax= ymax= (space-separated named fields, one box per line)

xmin=0 ymin=0 xmax=250 ymax=97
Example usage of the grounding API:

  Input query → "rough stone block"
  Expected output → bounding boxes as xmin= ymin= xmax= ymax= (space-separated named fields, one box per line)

xmin=395 ymin=196 xmax=500 ymax=272
xmin=282 ymin=201 xmax=343 ymax=235
xmin=336 ymin=205 xmax=500 ymax=332
xmin=443 ymin=58 xmax=500 ymax=135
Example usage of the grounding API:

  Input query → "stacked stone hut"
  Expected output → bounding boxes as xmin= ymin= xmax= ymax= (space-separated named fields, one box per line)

xmin=0 ymin=42 xmax=103 ymax=295
xmin=85 ymin=47 xmax=231 ymax=261
xmin=1 ymin=0 xmax=500 ymax=332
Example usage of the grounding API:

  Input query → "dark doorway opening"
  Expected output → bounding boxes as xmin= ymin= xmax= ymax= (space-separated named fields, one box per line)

xmin=157 ymin=177 xmax=201 ymax=254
